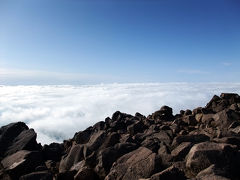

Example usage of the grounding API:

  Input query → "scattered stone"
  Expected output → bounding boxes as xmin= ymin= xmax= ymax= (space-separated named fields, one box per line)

xmin=1 ymin=93 xmax=240 ymax=180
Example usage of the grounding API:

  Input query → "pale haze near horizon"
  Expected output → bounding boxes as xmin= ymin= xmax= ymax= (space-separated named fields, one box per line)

xmin=0 ymin=83 xmax=240 ymax=144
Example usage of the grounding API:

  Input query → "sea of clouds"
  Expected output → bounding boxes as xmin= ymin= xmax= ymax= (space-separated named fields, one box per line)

xmin=0 ymin=83 xmax=240 ymax=144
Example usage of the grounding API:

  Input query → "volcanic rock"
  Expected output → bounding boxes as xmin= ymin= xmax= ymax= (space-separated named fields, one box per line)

xmin=1 ymin=93 xmax=240 ymax=180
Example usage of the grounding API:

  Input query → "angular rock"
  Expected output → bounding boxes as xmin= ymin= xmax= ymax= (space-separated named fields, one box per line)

xmin=213 ymin=109 xmax=240 ymax=130
xmin=1 ymin=150 xmax=43 ymax=180
xmin=87 ymin=131 xmax=106 ymax=151
xmin=74 ymin=167 xmax=99 ymax=180
xmin=127 ymin=121 xmax=145 ymax=135
xmin=93 ymin=121 xmax=106 ymax=131
xmin=158 ymin=142 xmax=172 ymax=167
xmin=0 ymin=122 xmax=40 ymax=157
xmin=43 ymin=143 xmax=64 ymax=161
xmin=150 ymin=166 xmax=186 ymax=180
xmin=95 ymin=142 xmax=138 ymax=178
xmin=141 ymin=137 xmax=161 ymax=153
xmin=186 ymin=142 xmax=238 ymax=175
xmin=184 ymin=109 xmax=192 ymax=116
xmin=152 ymin=106 xmax=173 ymax=121
xmin=196 ymin=164 xmax=229 ymax=180
xmin=74 ymin=127 xmax=93 ymax=144
xmin=151 ymin=131 xmax=172 ymax=145
xmin=172 ymin=134 xmax=210 ymax=148
xmin=19 ymin=171 xmax=53 ymax=180
xmin=213 ymin=136 xmax=240 ymax=148
xmin=59 ymin=144 xmax=84 ymax=173
xmin=183 ymin=115 xmax=197 ymax=126
xmin=105 ymin=147 xmax=161 ymax=180
xmin=171 ymin=142 xmax=193 ymax=161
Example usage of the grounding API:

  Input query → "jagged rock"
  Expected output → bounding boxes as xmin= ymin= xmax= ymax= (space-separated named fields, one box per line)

xmin=183 ymin=115 xmax=197 ymax=126
xmin=105 ymin=147 xmax=161 ymax=180
xmin=1 ymin=150 xmax=43 ymax=180
xmin=0 ymin=162 xmax=11 ymax=180
xmin=151 ymin=131 xmax=172 ymax=145
xmin=192 ymin=107 xmax=203 ymax=115
xmin=93 ymin=121 xmax=106 ymax=131
xmin=213 ymin=109 xmax=240 ymax=130
xmin=74 ymin=127 xmax=93 ymax=144
xmin=171 ymin=142 xmax=193 ymax=161
xmin=97 ymin=132 xmax=120 ymax=151
xmin=43 ymin=143 xmax=64 ymax=161
xmin=19 ymin=171 xmax=53 ymax=180
xmin=220 ymin=93 xmax=239 ymax=100
xmin=195 ymin=164 xmax=229 ymax=180
xmin=74 ymin=166 xmax=99 ymax=180
xmin=45 ymin=160 xmax=58 ymax=174
xmin=158 ymin=142 xmax=172 ymax=167
xmin=152 ymin=106 xmax=173 ymax=121
xmin=201 ymin=114 xmax=214 ymax=124
xmin=1 ymin=93 xmax=240 ymax=180
xmin=195 ymin=113 xmax=203 ymax=122
xmin=127 ymin=121 xmax=145 ymax=135
xmin=141 ymin=137 xmax=161 ymax=153
xmin=59 ymin=144 xmax=84 ymax=173
xmin=184 ymin=109 xmax=192 ymax=116
xmin=0 ymin=122 xmax=40 ymax=157
xmin=95 ymin=142 xmax=138 ymax=178
xmin=213 ymin=136 xmax=240 ymax=148
xmin=186 ymin=142 xmax=238 ymax=175
xmin=150 ymin=166 xmax=186 ymax=180
xmin=111 ymin=111 xmax=133 ymax=122
xmin=87 ymin=131 xmax=106 ymax=151
xmin=172 ymin=134 xmax=210 ymax=148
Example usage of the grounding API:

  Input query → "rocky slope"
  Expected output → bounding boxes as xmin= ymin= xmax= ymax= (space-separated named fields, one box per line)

xmin=1 ymin=93 xmax=240 ymax=180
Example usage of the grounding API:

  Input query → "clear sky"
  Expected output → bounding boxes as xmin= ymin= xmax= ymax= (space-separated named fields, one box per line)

xmin=0 ymin=0 xmax=240 ymax=84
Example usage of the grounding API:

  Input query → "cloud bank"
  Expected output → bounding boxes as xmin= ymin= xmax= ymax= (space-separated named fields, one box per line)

xmin=0 ymin=83 xmax=240 ymax=144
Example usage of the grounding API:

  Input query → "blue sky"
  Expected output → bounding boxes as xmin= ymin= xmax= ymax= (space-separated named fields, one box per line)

xmin=0 ymin=0 xmax=240 ymax=84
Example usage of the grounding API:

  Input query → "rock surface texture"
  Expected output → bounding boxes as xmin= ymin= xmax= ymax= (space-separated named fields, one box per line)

xmin=1 ymin=93 xmax=240 ymax=180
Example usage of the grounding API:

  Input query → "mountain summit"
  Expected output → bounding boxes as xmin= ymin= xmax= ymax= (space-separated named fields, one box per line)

xmin=1 ymin=93 xmax=240 ymax=180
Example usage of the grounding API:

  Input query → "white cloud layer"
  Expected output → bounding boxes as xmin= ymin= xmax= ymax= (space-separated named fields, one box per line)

xmin=0 ymin=83 xmax=240 ymax=144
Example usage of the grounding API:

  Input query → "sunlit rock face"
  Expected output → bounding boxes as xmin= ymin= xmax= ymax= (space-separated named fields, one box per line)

xmin=1 ymin=93 xmax=240 ymax=180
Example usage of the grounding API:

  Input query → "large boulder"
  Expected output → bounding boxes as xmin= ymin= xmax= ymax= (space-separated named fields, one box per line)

xmin=87 ymin=131 xmax=106 ymax=151
xmin=73 ymin=127 xmax=93 ymax=144
xmin=105 ymin=147 xmax=161 ymax=180
xmin=213 ymin=109 xmax=240 ymax=130
xmin=59 ymin=144 xmax=84 ymax=173
xmin=95 ymin=142 xmax=138 ymax=178
xmin=0 ymin=122 xmax=40 ymax=157
xmin=186 ymin=142 xmax=238 ymax=175
xmin=171 ymin=142 xmax=193 ymax=161
xmin=1 ymin=150 xmax=43 ymax=180
xmin=172 ymin=134 xmax=210 ymax=148
xmin=42 ymin=143 xmax=64 ymax=161
xmin=152 ymin=106 xmax=173 ymax=121
xmin=195 ymin=164 xmax=230 ymax=180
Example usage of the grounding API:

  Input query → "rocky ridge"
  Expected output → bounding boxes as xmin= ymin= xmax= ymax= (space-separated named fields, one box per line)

xmin=1 ymin=93 xmax=240 ymax=180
